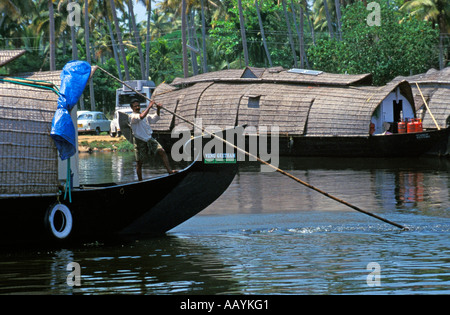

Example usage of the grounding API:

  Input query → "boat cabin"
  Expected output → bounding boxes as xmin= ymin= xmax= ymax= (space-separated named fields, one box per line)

xmin=149 ymin=67 xmax=417 ymax=138
xmin=370 ymin=87 xmax=415 ymax=135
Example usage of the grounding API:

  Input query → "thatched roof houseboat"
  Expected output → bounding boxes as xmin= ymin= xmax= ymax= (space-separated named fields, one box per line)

xmin=392 ymin=67 xmax=450 ymax=155
xmin=393 ymin=67 xmax=449 ymax=130
xmin=151 ymin=67 xmax=448 ymax=157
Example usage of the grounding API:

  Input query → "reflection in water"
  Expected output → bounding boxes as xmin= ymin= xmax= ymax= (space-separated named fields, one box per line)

xmin=1 ymin=214 xmax=449 ymax=295
xmin=0 ymin=238 xmax=242 ymax=295
xmin=201 ymin=157 xmax=449 ymax=218
xmin=2 ymin=154 xmax=448 ymax=294
xmin=397 ymin=172 xmax=424 ymax=206
xmin=78 ymin=153 xmax=450 ymax=217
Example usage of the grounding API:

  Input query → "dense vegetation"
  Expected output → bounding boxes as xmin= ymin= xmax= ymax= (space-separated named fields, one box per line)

xmin=0 ymin=0 xmax=448 ymax=113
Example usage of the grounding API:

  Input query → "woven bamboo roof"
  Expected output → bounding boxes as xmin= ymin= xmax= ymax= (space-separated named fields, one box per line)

xmin=0 ymin=49 xmax=26 ymax=67
xmin=171 ymin=67 xmax=373 ymax=87
xmin=153 ymin=68 xmax=413 ymax=137
xmin=307 ymin=81 xmax=413 ymax=136
xmin=392 ymin=67 xmax=450 ymax=129
xmin=0 ymin=70 xmax=62 ymax=196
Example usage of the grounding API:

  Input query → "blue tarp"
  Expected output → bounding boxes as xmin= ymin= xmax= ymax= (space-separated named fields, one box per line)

xmin=51 ymin=61 xmax=91 ymax=160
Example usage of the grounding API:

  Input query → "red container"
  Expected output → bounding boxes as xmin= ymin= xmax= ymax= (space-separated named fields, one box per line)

xmin=398 ymin=121 xmax=406 ymax=134
xmin=415 ymin=119 xmax=423 ymax=132
xmin=407 ymin=119 xmax=416 ymax=133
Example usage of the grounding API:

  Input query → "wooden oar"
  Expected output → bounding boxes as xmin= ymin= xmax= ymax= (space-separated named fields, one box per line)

xmin=96 ymin=66 xmax=409 ymax=231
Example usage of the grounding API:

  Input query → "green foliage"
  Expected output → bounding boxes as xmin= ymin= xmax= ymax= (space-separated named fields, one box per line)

xmin=89 ymin=58 xmax=121 ymax=114
xmin=307 ymin=1 xmax=440 ymax=85
xmin=147 ymin=35 xmax=184 ymax=84
xmin=0 ymin=0 xmax=444 ymax=106
xmin=208 ymin=0 xmax=296 ymax=69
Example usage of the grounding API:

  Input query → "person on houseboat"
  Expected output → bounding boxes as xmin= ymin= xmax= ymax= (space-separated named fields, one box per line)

xmin=129 ymin=99 xmax=176 ymax=180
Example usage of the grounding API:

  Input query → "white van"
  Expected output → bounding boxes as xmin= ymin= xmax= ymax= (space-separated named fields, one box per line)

xmin=110 ymin=80 xmax=156 ymax=137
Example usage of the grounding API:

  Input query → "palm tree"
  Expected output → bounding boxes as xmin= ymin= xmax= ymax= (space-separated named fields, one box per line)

xmin=181 ymin=0 xmax=189 ymax=77
xmin=335 ymin=0 xmax=342 ymax=40
xmin=322 ymin=0 xmax=334 ymax=39
xmin=237 ymin=0 xmax=249 ymax=67
xmin=84 ymin=0 xmax=95 ymax=110
xmin=109 ymin=0 xmax=131 ymax=80
xmin=127 ymin=0 xmax=145 ymax=79
xmin=48 ymin=0 xmax=56 ymax=70
xmin=187 ymin=9 xmax=199 ymax=75
xmin=97 ymin=0 xmax=123 ymax=80
xmin=400 ymin=0 xmax=450 ymax=33
xmin=290 ymin=0 xmax=305 ymax=68
xmin=281 ymin=0 xmax=297 ymax=67
xmin=312 ymin=0 xmax=336 ymax=39
xmin=0 ymin=0 xmax=36 ymax=48
xmin=0 ymin=0 xmax=34 ymax=19
xmin=304 ymin=1 xmax=315 ymax=46
xmin=137 ymin=0 xmax=153 ymax=79
xmin=200 ymin=0 xmax=208 ymax=72
xmin=254 ymin=0 xmax=272 ymax=67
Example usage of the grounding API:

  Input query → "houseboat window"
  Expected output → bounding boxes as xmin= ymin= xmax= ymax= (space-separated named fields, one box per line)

xmin=248 ymin=96 xmax=260 ymax=108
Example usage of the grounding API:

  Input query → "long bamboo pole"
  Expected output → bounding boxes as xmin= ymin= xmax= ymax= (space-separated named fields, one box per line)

xmin=95 ymin=66 xmax=409 ymax=231
xmin=415 ymin=82 xmax=441 ymax=130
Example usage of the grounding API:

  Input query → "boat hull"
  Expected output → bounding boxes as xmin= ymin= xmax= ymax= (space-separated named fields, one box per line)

xmin=0 ymin=142 xmax=238 ymax=246
xmin=283 ymin=129 xmax=450 ymax=157
xmin=154 ymin=128 xmax=449 ymax=158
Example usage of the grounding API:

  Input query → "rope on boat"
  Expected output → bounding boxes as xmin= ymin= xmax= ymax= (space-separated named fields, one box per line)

xmin=64 ymin=158 xmax=72 ymax=203
xmin=94 ymin=66 xmax=409 ymax=231
xmin=0 ymin=77 xmax=60 ymax=95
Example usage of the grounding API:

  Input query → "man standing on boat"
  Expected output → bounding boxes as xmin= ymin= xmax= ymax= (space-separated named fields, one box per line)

xmin=129 ymin=99 xmax=176 ymax=180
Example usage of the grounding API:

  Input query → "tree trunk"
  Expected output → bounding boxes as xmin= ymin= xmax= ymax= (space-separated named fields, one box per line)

xmin=181 ymin=0 xmax=189 ymax=77
xmin=70 ymin=6 xmax=78 ymax=60
xmin=106 ymin=16 xmax=123 ymax=81
xmin=187 ymin=10 xmax=199 ymax=76
xmin=48 ymin=0 xmax=56 ymax=71
xmin=70 ymin=1 xmax=83 ymax=109
xmin=305 ymin=1 xmax=315 ymax=46
xmin=290 ymin=0 xmax=304 ymax=68
xmin=335 ymin=0 xmax=342 ymax=40
xmin=128 ymin=0 xmax=145 ymax=80
xmin=323 ymin=0 xmax=334 ymax=39
xmin=255 ymin=0 xmax=272 ymax=67
xmin=84 ymin=0 xmax=95 ymax=111
xmin=145 ymin=0 xmax=152 ymax=79
xmin=238 ymin=0 xmax=249 ymax=67
xmin=110 ymin=0 xmax=130 ymax=80
xmin=200 ymin=0 xmax=208 ymax=72
xmin=300 ymin=1 xmax=310 ymax=68
xmin=282 ymin=0 xmax=297 ymax=67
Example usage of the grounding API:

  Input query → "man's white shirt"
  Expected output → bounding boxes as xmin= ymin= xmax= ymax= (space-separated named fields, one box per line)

xmin=129 ymin=111 xmax=160 ymax=142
